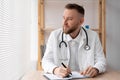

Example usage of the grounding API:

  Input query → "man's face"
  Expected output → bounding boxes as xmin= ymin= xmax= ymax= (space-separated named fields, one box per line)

xmin=62 ymin=9 xmax=84 ymax=34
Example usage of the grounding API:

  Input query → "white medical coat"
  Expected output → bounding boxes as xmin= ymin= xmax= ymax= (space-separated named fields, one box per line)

xmin=42 ymin=28 xmax=106 ymax=74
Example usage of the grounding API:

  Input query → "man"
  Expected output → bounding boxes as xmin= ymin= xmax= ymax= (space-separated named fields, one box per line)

xmin=42 ymin=3 xmax=106 ymax=78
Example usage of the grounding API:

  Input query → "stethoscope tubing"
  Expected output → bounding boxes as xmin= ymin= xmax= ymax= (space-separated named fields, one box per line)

xmin=59 ymin=27 xmax=90 ymax=50
xmin=59 ymin=32 xmax=67 ymax=48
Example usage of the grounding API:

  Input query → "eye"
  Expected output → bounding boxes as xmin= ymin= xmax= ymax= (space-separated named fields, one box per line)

xmin=68 ymin=17 xmax=73 ymax=20
xmin=63 ymin=16 xmax=73 ymax=21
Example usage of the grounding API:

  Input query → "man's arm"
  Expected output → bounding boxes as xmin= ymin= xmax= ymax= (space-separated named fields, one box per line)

xmin=42 ymin=32 xmax=57 ymax=73
xmin=81 ymin=33 xmax=106 ymax=77
xmin=93 ymin=33 xmax=106 ymax=73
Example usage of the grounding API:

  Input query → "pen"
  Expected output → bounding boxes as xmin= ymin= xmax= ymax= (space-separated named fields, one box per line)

xmin=61 ymin=62 xmax=72 ymax=75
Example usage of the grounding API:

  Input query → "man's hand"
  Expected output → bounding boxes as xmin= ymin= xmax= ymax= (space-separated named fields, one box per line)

xmin=81 ymin=66 xmax=99 ymax=77
xmin=53 ymin=66 xmax=71 ymax=78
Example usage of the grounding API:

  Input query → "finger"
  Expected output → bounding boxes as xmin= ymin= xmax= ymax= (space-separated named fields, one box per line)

xmin=81 ymin=71 xmax=84 ymax=75
xmin=88 ymin=68 xmax=97 ymax=77
xmin=91 ymin=68 xmax=98 ymax=77
xmin=64 ymin=66 xmax=71 ymax=72
xmin=66 ymin=67 xmax=71 ymax=74
xmin=91 ymin=71 xmax=96 ymax=77
xmin=87 ymin=69 xmax=94 ymax=77
xmin=65 ymin=68 xmax=71 ymax=76
xmin=59 ymin=72 xmax=66 ymax=78
xmin=61 ymin=67 xmax=70 ymax=76
xmin=55 ymin=67 xmax=69 ymax=78
xmin=59 ymin=68 xmax=67 ymax=77
xmin=86 ymin=66 xmax=92 ymax=74
xmin=80 ymin=70 xmax=84 ymax=75
xmin=62 ymin=66 xmax=71 ymax=74
xmin=60 ymin=71 xmax=70 ymax=78
xmin=60 ymin=67 xmax=66 ymax=72
xmin=60 ymin=66 xmax=72 ymax=77
xmin=90 ymin=70 xmax=96 ymax=77
xmin=55 ymin=67 xmax=64 ymax=77
xmin=83 ymin=66 xmax=91 ymax=75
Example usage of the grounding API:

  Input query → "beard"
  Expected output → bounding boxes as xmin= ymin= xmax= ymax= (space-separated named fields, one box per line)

xmin=63 ymin=23 xmax=79 ymax=34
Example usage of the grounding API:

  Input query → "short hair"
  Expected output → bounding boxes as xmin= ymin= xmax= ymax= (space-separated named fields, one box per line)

xmin=65 ymin=3 xmax=85 ymax=16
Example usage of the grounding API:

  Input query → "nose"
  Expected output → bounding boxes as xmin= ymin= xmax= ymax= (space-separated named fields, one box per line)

xmin=63 ymin=19 xmax=67 ymax=25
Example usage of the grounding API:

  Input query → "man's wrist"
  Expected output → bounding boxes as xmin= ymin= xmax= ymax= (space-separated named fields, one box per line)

xmin=93 ymin=67 xmax=99 ymax=74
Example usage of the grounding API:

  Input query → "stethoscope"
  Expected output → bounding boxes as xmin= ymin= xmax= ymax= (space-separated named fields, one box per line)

xmin=59 ymin=27 xmax=90 ymax=50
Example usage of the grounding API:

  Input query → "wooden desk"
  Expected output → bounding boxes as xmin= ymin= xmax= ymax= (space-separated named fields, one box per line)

xmin=21 ymin=70 xmax=120 ymax=80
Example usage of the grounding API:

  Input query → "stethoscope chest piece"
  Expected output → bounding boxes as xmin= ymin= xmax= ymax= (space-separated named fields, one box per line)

xmin=84 ymin=45 xmax=90 ymax=51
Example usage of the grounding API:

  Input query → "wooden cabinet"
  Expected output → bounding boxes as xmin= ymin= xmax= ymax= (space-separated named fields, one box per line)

xmin=38 ymin=0 xmax=106 ymax=70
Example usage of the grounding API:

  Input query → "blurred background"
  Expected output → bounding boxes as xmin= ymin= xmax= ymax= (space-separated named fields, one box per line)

xmin=0 ymin=0 xmax=120 ymax=80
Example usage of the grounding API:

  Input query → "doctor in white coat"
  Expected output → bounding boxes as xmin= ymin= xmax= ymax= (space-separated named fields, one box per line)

xmin=42 ymin=3 xmax=106 ymax=78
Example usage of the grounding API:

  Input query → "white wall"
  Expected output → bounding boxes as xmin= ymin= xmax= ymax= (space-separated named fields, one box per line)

xmin=106 ymin=0 xmax=120 ymax=70
xmin=45 ymin=0 xmax=99 ymax=28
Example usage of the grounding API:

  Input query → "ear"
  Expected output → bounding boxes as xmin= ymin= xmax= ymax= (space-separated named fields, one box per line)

xmin=79 ymin=17 xmax=84 ymax=24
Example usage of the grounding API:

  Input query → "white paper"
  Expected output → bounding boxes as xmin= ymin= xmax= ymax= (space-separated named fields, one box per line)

xmin=71 ymin=71 xmax=90 ymax=79
xmin=43 ymin=71 xmax=90 ymax=80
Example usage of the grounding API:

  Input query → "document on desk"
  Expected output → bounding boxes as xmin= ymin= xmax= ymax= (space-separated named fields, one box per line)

xmin=43 ymin=71 xmax=90 ymax=80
